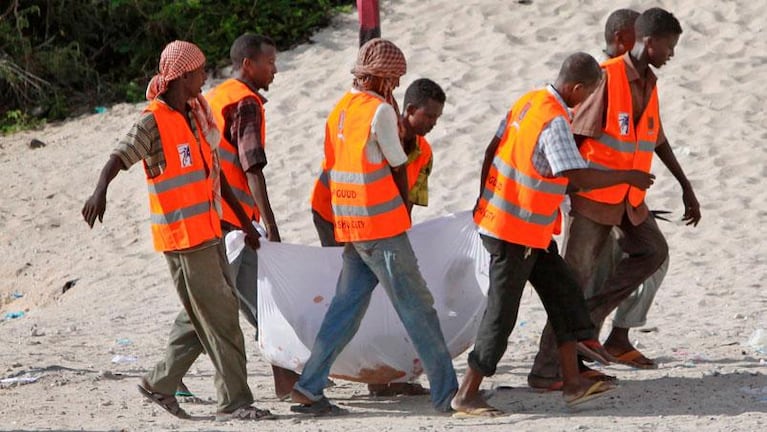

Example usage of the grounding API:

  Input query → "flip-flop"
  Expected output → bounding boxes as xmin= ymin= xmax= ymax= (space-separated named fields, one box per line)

xmin=577 ymin=340 xmax=615 ymax=364
xmin=290 ymin=397 xmax=348 ymax=417
xmin=452 ymin=406 xmax=505 ymax=418
xmin=564 ymin=381 xmax=615 ymax=408
xmin=216 ymin=405 xmax=276 ymax=421
xmin=137 ymin=382 xmax=190 ymax=419
xmin=612 ymin=349 xmax=657 ymax=369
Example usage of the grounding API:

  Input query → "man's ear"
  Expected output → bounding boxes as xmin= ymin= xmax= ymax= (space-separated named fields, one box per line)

xmin=405 ymin=103 xmax=417 ymax=116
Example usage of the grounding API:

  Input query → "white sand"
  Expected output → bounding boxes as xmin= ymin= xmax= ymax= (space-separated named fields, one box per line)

xmin=1 ymin=0 xmax=766 ymax=430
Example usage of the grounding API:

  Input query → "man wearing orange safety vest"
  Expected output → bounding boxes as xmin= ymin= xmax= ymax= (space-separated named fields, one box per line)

xmin=310 ymin=78 xmax=444 ymax=249
xmin=451 ymin=52 xmax=655 ymax=417
xmin=310 ymin=78 xmax=445 ymax=398
xmin=291 ymin=39 xmax=458 ymax=416
xmin=82 ymin=41 xmax=274 ymax=421
xmin=530 ymin=8 xmax=702 ymax=389
xmin=205 ymin=33 xmax=299 ymax=400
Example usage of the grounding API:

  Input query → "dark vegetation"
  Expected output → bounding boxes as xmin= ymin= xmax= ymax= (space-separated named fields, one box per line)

xmin=0 ymin=0 xmax=352 ymax=133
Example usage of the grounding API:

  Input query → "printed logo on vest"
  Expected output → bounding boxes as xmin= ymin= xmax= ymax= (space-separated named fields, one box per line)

xmin=647 ymin=116 xmax=655 ymax=134
xmin=618 ymin=112 xmax=630 ymax=136
xmin=177 ymin=143 xmax=192 ymax=168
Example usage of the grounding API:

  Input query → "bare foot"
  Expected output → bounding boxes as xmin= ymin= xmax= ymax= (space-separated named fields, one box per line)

xmin=290 ymin=389 xmax=314 ymax=405
xmin=451 ymin=391 xmax=503 ymax=416
xmin=272 ymin=365 xmax=300 ymax=400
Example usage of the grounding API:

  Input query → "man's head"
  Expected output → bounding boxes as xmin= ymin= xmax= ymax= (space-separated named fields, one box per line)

xmin=403 ymin=78 xmax=445 ymax=136
xmin=231 ymin=34 xmax=277 ymax=90
xmin=635 ymin=7 xmax=682 ymax=68
xmin=604 ymin=8 xmax=640 ymax=58
xmin=147 ymin=40 xmax=207 ymax=101
xmin=554 ymin=52 xmax=603 ymax=107
xmin=351 ymin=38 xmax=407 ymax=104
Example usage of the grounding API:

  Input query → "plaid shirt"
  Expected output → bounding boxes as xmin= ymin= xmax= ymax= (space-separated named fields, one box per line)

xmin=494 ymin=85 xmax=586 ymax=178
xmin=221 ymin=83 xmax=268 ymax=172
xmin=112 ymin=102 xmax=202 ymax=177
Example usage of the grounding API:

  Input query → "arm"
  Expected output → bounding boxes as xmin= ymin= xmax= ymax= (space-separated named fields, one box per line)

xmin=562 ymin=168 xmax=654 ymax=191
xmin=82 ymin=155 xmax=125 ymax=228
xmin=391 ymin=164 xmax=410 ymax=210
xmin=232 ymin=97 xmax=281 ymax=241
xmin=221 ymin=172 xmax=261 ymax=249
xmin=655 ymin=139 xmax=701 ymax=226
xmin=479 ymin=136 xmax=500 ymax=198
xmin=246 ymin=170 xmax=280 ymax=241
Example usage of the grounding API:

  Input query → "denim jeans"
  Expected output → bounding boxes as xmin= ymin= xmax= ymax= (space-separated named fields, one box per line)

xmin=294 ymin=232 xmax=458 ymax=412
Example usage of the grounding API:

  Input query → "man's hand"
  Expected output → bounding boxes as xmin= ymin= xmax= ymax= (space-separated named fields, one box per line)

xmin=681 ymin=186 xmax=701 ymax=226
xmin=244 ymin=233 xmax=261 ymax=250
xmin=625 ymin=170 xmax=655 ymax=190
xmin=82 ymin=190 xmax=107 ymax=228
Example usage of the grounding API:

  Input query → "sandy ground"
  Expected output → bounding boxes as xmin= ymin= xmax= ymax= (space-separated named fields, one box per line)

xmin=1 ymin=0 xmax=766 ymax=430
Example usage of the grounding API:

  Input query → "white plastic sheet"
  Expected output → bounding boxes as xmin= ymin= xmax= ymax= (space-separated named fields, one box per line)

xmin=228 ymin=211 xmax=490 ymax=383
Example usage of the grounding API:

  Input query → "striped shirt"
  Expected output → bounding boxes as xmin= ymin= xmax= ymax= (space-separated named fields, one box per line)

xmin=112 ymin=101 xmax=202 ymax=177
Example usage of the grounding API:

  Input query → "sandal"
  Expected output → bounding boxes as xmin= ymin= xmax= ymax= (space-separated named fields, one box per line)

xmin=290 ymin=396 xmax=348 ymax=417
xmin=137 ymin=381 xmax=190 ymax=419
xmin=577 ymin=339 xmax=615 ymax=364
xmin=216 ymin=405 xmax=276 ymax=421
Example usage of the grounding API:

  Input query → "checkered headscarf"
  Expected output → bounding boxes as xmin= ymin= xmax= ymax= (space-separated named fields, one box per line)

xmin=352 ymin=38 xmax=407 ymax=109
xmin=146 ymin=41 xmax=219 ymax=147
xmin=146 ymin=40 xmax=223 ymax=216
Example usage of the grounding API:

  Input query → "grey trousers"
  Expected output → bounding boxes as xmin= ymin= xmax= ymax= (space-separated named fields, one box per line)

xmin=224 ymin=229 xmax=259 ymax=334
xmin=145 ymin=241 xmax=253 ymax=413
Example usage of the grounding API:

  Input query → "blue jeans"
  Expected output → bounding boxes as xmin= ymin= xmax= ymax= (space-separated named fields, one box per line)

xmin=294 ymin=233 xmax=458 ymax=412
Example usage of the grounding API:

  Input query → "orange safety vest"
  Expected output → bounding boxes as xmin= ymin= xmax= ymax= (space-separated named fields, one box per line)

xmin=205 ymin=79 xmax=265 ymax=227
xmin=405 ymin=135 xmax=432 ymax=191
xmin=326 ymin=91 xmax=411 ymax=242
xmin=144 ymin=100 xmax=222 ymax=252
xmin=311 ymin=134 xmax=431 ymax=222
xmin=474 ymin=89 xmax=570 ymax=249
xmin=577 ymin=57 xmax=659 ymax=207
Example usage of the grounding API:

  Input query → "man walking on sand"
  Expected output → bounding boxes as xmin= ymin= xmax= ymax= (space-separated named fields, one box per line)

xmin=82 ymin=41 xmax=274 ymax=421
xmin=291 ymin=38 xmax=458 ymax=416
xmin=451 ymin=52 xmax=655 ymax=417
xmin=529 ymin=7 xmax=701 ymax=390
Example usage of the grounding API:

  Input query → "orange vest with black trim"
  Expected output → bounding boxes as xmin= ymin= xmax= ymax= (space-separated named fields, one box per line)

xmin=326 ymin=91 xmax=411 ymax=242
xmin=205 ymin=79 xmax=265 ymax=227
xmin=577 ymin=57 xmax=659 ymax=206
xmin=474 ymin=89 xmax=570 ymax=249
xmin=311 ymin=134 xmax=431 ymax=222
xmin=144 ymin=100 xmax=222 ymax=252
xmin=406 ymin=135 xmax=432 ymax=191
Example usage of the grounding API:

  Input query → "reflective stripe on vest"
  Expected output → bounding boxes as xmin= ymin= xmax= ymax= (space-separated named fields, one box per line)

xmin=312 ymin=134 xmax=430 ymax=223
xmin=326 ymin=91 xmax=411 ymax=242
xmin=205 ymin=79 xmax=263 ymax=227
xmin=577 ymin=57 xmax=660 ymax=206
xmin=144 ymin=100 xmax=221 ymax=251
xmin=474 ymin=88 xmax=569 ymax=249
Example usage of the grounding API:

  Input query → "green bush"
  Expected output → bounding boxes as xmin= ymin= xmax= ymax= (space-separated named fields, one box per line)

xmin=0 ymin=0 xmax=352 ymax=133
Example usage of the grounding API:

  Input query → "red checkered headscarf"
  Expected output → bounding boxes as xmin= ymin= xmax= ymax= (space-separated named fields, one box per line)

xmin=146 ymin=40 xmax=223 ymax=215
xmin=146 ymin=40 xmax=218 ymax=146
xmin=352 ymin=38 xmax=407 ymax=110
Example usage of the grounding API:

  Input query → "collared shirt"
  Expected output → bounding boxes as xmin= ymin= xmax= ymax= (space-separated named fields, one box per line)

xmin=221 ymin=79 xmax=268 ymax=173
xmin=493 ymin=84 xmax=587 ymax=178
xmin=569 ymin=52 xmax=666 ymax=226
xmin=112 ymin=99 xmax=202 ymax=177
